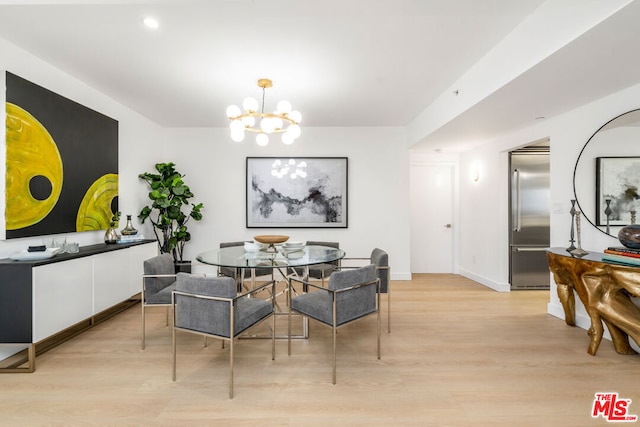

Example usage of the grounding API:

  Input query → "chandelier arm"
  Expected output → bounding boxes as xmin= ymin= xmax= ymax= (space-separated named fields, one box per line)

xmin=229 ymin=112 xmax=299 ymax=127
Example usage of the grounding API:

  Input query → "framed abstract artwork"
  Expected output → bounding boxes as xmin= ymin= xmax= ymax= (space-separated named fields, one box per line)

xmin=246 ymin=157 xmax=348 ymax=228
xmin=4 ymin=71 xmax=119 ymax=239
xmin=596 ymin=156 xmax=640 ymax=226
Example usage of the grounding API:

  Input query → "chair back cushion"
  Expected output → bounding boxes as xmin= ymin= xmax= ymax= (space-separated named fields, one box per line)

xmin=143 ymin=253 xmax=176 ymax=303
xmin=330 ymin=264 xmax=377 ymax=325
xmin=371 ymin=248 xmax=389 ymax=293
xmin=306 ymin=241 xmax=340 ymax=279
xmin=174 ymin=273 xmax=272 ymax=338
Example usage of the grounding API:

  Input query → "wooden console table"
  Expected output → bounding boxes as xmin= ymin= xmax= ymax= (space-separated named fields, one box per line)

xmin=546 ymin=248 xmax=640 ymax=356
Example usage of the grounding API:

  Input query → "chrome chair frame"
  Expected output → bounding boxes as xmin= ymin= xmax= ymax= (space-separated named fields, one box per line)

xmin=172 ymin=279 xmax=276 ymax=399
xmin=339 ymin=258 xmax=391 ymax=333
xmin=141 ymin=272 xmax=176 ymax=350
xmin=287 ymin=274 xmax=380 ymax=385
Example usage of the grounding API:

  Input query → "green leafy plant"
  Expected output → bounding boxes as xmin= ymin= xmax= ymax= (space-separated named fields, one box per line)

xmin=138 ymin=162 xmax=203 ymax=262
xmin=109 ymin=211 xmax=121 ymax=228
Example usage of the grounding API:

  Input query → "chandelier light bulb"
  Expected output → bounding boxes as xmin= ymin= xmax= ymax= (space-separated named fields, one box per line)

xmin=231 ymin=130 xmax=245 ymax=142
xmin=260 ymin=117 xmax=276 ymax=133
xmin=226 ymin=104 xmax=241 ymax=118
xmin=230 ymin=119 xmax=245 ymax=133
xmin=243 ymin=97 xmax=259 ymax=112
xmin=289 ymin=110 xmax=302 ymax=124
xmin=277 ymin=100 xmax=292 ymax=115
xmin=256 ymin=133 xmax=269 ymax=146
xmin=282 ymin=133 xmax=294 ymax=145
xmin=242 ymin=116 xmax=255 ymax=127
xmin=272 ymin=117 xmax=284 ymax=130
xmin=287 ymin=124 xmax=301 ymax=139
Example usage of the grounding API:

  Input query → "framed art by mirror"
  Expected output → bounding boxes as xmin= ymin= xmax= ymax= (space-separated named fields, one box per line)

xmin=573 ymin=109 xmax=640 ymax=237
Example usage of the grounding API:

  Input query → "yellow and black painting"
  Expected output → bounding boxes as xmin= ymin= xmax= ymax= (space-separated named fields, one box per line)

xmin=5 ymin=72 xmax=118 ymax=239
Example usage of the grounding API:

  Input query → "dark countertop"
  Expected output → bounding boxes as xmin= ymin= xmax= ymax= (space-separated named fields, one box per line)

xmin=0 ymin=239 xmax=156 ymax=267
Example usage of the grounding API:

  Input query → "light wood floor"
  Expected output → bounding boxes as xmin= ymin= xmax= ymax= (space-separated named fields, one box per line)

xmin=1 ymin=274 xmax=639 ymax=426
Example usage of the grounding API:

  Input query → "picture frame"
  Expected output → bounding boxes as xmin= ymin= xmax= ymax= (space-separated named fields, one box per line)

xmin=246 ymin=157 xmax=348 ymax=228
xmin=596 ymin=156 xmax=640 ymax=226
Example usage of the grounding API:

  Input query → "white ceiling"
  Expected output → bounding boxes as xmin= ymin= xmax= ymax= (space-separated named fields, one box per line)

xmin=1 ymin=0 xmax=639 ymax=151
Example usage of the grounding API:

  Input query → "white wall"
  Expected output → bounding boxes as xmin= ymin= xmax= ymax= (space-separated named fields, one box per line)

xmin=457 ymin=81 xmax=640 ymax=330
xmin=1 ymin=37 xmax=412 ymax=280
xmin=156 ymin=126 xmax=412 ymax=279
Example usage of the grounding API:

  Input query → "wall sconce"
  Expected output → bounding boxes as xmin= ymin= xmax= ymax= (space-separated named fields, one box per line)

xmin=470 ymin=161 xmax=480 ymax=182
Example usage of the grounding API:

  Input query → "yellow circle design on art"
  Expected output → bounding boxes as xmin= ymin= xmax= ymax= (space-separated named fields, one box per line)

xmin=76 ymin=173 xmax=119 ymax=231
xmin=5 ymin=102 xmax=63 ymax=230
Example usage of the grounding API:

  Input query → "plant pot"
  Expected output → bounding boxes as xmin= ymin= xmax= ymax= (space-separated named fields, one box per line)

xmin=174 ymin=260 xmax=192 ymax=274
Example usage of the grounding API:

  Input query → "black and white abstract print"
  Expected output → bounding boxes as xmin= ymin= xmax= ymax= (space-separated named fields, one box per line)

xmin=246 ymin=157 xmax=348 ymax=228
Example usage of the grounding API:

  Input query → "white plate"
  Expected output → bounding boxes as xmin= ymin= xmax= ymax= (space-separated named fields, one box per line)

xmin=9 ymin=248 xmax=59 ymax=261
xmin=284 ymin=241 xmax=304 ymax=248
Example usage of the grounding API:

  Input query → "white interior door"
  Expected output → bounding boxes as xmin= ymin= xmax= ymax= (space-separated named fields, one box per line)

xmin=410 ymin=163 xmax=454 ymax=273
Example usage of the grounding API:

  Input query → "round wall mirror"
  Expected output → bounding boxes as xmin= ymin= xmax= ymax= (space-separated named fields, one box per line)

xmin=573 ymin=109 xmax=640 ymax=237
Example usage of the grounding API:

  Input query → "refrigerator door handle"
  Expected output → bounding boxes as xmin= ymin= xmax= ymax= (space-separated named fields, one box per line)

xmin=513 ymin=247 xmax=548 ymax=252
xmin=513 ymin=168 xmax=521 ymax=232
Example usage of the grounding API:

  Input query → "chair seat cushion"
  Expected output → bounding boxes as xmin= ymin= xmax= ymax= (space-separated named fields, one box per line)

xmin=146 ymin=282 xmax=176 ymax=304
xmin=291 ymin=292 xmax=333 ymax=326
xmin=234 ymin=297 xmax=273 ymax=336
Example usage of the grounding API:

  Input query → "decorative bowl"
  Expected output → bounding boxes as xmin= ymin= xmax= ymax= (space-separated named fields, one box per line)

xmin=618 ymin=224 xmax=640 ymax=249
xmin=254 ymin=235 xmax=289 ymax=244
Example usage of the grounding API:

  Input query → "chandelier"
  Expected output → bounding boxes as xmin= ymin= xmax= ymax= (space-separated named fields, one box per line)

xmin=226 ymin=78 xmax=302 ymax=146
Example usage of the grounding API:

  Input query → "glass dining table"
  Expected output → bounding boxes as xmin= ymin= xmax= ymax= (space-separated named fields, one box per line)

xmin=196 ymin=244 xmax=345 ymax=275
xmin=196 ymin=244 xmax=346 ymax=338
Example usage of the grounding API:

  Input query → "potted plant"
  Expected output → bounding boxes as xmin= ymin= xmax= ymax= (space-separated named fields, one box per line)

xmin=138 ymin=162 xmax=203 ymax=271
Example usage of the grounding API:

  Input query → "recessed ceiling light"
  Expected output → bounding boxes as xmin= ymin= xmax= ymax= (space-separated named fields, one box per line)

xmin=143 ymin=17 xmax=159 ymax=29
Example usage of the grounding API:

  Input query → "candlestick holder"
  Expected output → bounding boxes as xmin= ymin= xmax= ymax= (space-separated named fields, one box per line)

xmin=570 ymin=210 xmax=588 ymax=257
xmin=604 ymin=198 xmax=612 ymax=235
xmin=567 ymin=199 xmax=576 ymax=252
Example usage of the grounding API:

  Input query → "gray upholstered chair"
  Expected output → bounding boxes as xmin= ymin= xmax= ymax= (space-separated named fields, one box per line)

xmin=341 ymin=248 xmax=391 ymax=332
xmin=287 ymin=264 xmax=380 ymax=384
xmin=141 ymin=253 xmax=177 ymax=349
xmin=219 ymin=241 xmax=273 ymax=290
xmin=172 ymin=272 xmax=275 ymax=398
xmin=288 ymin=241 xmax=340 ymax=285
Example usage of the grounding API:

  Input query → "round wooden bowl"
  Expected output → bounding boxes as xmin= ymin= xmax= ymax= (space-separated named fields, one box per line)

xmin=254 ymin=235 xmax=289 ymax=244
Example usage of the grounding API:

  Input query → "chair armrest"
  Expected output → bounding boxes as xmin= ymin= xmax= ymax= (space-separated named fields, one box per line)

xmin=290 ymin=276 xmax=332 ymax=293
xmin=143 ymin=273 xmax=177 ymax=279
xmin=290 ymin=276 xmax=380 ymax=294
xmin=172 ymin=289 xmax=233 ymax=304
xmin=334 ymin=278 xmax=380 ymax=294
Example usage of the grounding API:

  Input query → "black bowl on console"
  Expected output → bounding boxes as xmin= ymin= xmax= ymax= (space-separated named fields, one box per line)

xmin=618 ymin=224 xmax=640 ymax=249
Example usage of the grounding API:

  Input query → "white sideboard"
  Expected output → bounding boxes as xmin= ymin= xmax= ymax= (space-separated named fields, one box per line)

xmin=0 ymin=240 xmax=157 ymax=371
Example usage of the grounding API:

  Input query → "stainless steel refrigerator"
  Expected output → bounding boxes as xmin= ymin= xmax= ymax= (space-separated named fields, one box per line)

xmin=509 ymin=147 xmax=550 ymax=290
